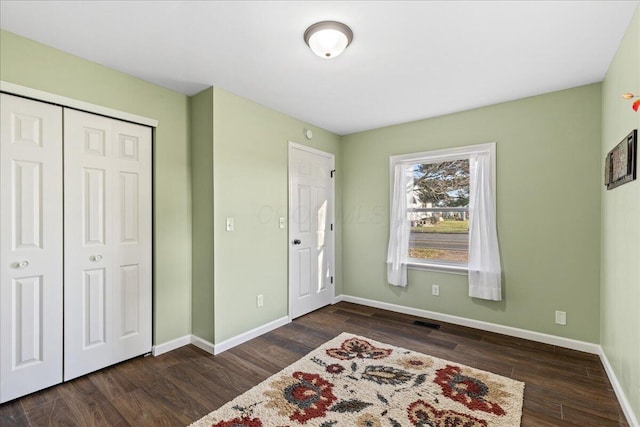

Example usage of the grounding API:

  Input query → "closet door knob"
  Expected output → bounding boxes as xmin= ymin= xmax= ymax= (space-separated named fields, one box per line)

xmin=91 ymin=255 xmax=103 ymax=262
xmin=292 ymin=239 xmax=302 ymax=245
xmin=17 ymin=260 xmax=29 ymax=268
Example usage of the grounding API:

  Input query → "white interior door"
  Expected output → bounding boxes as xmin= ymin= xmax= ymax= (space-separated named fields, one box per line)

xmin=63 ymin=109 xmax=151 ymax=381
xmin=0 ymin=94 xmax=63 ymax=403
xmin=289 ymin=143 xmax=334 ymax=319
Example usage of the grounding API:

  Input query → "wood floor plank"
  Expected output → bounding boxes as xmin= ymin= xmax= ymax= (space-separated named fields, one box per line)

xmin=160 ymin=345 xmax=219 ymax=374
xmin=587 ymin=364 xmax=610 ymax=379
xmin=512 ymin=364 xmax=618 ymax=400
xmin=228 ymin=337 xmax=302 ymax=372
xmin=88 ymin=366 xmax=138 ymax=401
xmin=287 ymin=319 xmax=337 ymax=338
xmin=481 ymin=332 xmax=557 ymax=353
xmin=17 ymin=385 xmax=62 ymax=414
xmin=210 ymin=347 xmax=274 ymax=380
xmin=109 ymin=389 xmax=186 ymax=426
xmin=522 ymin=392 xmax=562 ymax=420
xmin=61 ymin=395 xmax=129 ymax=427
xmin=258 ymin=329 xmax=316 ymax=355
xmin=520 ymin=409 xmax=581 ymax=427
xmin=0 ymin=301 xmax=629 ymax=426
xmin=55 ymin=375 xmax=130 ymax=426
xmin=561 ymin=396 xmax=630 ymax=424
xmin=0 ymin=412 xmax=28 ymax=427
xmin=0 ymin=399 xmax=28 ymax=426
xmin=562 ymin=404 xmax=628 ymax=426
xmin=161 ymin=362 xmax=230 ymax=410
xmin=23 ymin=396 xmax=83 ymax=427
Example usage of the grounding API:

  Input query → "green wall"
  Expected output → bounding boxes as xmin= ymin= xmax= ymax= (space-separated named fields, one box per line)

xmin=190 ymin=88 xmax=215 ymax=342
xmin=341 ymin=84 xmax=602 ymax=342
xmin=601 ymin=6 xmax=640 ymax=421
xmin=190 ymin=87 xmax=342 ymax=344
xmin=0 ymin=30 xmax=192 ymax=345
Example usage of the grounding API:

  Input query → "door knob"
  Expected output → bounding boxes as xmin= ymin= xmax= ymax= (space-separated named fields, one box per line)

xmin=91 ymin=255 xmax=103 ymax=262
xmin=17 ymin=260 xmax=29 ymax=268
xmin=292 ymin=239 xmax=302 ymax=245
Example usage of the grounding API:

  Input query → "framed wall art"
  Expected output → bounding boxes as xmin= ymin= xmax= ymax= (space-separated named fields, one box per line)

xmin=605 ymin=129 xmax=637 ymax=190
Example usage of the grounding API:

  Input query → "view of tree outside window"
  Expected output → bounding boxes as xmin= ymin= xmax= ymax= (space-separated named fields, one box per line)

xmin=408 ymin=159 xmax=470 ymax=264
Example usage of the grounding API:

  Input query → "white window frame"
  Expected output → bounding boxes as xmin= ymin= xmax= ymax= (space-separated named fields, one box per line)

xmin=389 ymin=143 xmax=496 ymax=275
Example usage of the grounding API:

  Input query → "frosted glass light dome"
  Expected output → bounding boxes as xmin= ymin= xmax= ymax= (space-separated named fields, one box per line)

xmin=304 ymin=21 xmax=353 ymax=59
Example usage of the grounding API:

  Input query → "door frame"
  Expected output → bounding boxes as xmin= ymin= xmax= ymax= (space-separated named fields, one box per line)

xmin=287 ymin=141 xmax=335 ymax=319
xmin=0 ymin=81 xmax=158 ymax=127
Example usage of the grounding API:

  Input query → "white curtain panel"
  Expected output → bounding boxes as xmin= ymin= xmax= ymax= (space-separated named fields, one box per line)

xmin=468 ymin=149 xmax=502 ymax=300
xmin=386 ymin=163 xmax=412 ymax=287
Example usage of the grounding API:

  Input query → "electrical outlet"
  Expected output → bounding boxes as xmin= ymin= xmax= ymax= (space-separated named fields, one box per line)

xmin=226 ymin=217 xmax=234 ymax=231
xmin=279 ymin=217 xmax=286 ymax=229
xmin=257 ymin=294 xmax=264 ymax=307
xmin=555 ymin=310 xmax=566 ymax=325
xmin=432 ymin=285 xmax=440 ymax=296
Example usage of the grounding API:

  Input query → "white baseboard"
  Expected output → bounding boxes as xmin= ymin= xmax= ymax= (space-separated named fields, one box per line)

xmin=338 ymin=294 xmax=600 ymax=354
xmin=213 ymin=316 xmax=291 ymax=355
xmin=152 ymin=316 xmax=292 ymax=357
xmin=191 ymin=335 xmax=215 ymax=354
xmin=599 ymin=347 xmax=639 ymax=427
xmin=152 ymin=334 xmax=191 ymax=356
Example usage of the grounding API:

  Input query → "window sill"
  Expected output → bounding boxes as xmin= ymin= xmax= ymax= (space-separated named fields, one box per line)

xmin=407 ymin=261 xmax=468 ymax=275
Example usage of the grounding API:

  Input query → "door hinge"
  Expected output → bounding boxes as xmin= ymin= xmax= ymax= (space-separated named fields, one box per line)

xmin=330 ymin=169 xmax=336 ymax=178
xmin=330 ymin=223 xmax=333 ymax=231
xmin=331 ymin=276 xmax=334 ymax=284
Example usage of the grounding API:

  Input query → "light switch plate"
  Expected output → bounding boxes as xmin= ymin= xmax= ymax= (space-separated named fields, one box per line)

xmin=226 ymin=217 xmax=234 ymax=231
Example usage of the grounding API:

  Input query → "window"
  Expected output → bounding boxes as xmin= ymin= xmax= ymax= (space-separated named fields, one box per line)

xmin=408 ymin=158 xmax=470 ymax=267
xmin=386 ymin=143 xmax=502 ymax=300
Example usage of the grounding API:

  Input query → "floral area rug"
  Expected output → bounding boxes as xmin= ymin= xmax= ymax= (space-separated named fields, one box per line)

xmin=189 ymin=333 xmax=524 ymax=427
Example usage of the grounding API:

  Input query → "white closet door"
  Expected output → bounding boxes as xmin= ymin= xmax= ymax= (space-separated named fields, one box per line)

xmin=63 ymin=109 xmax=151 ymax=381
xmin=0 ymin=94 xmax=63 ymax=403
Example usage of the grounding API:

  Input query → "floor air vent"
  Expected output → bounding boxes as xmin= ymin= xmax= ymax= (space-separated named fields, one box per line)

xmin=413 ymin=320 xmax=441 ymax=329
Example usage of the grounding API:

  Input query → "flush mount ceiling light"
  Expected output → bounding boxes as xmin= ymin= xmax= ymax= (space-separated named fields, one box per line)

xmin=304 ymin=21 xmax=353 ymax=59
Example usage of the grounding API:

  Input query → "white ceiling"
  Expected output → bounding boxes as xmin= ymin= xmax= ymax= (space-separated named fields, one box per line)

xmin=1 ymin=1 xmax=637 ymax=135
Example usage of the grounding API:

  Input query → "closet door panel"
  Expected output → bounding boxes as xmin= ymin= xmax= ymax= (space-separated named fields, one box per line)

xmin=64 ymin=109 xmax=151 ymax=381
xmin=112 ymin=119 xmax=151 ymax=361
xmin=0 ymin=94 xmax=63 ymax=403
xmin=64 ymin=110 xmax=114 ymax=380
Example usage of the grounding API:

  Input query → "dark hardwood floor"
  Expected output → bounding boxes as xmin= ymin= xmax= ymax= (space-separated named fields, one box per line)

xmin=0 ymin=302 xmax=628 ymax=426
